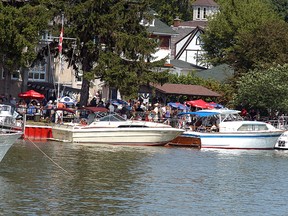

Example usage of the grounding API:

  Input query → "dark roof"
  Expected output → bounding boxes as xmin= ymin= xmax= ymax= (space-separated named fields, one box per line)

xmin=147 ymin=18 xmax=178 ymax=36
xmin=192 ymin=0 xmax=219 ymax=7
xmin=195 ymin=64 xmax=234 ymax=83
xmin=153 ymin=83 xmax=221 ymax=97
xmin=178 ymin=20 xmax=208 ymax=28
xmin=171 ymin=59 xmax=206 ymax=71
xmin=27 ymin=81 xmax=81 ymax=94
xmin=170 ymin=61 xmax=234 ymax=83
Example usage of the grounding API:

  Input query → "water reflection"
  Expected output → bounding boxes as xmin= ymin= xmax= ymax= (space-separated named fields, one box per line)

xmin=0 ymin=140 xmax=288 ymax=215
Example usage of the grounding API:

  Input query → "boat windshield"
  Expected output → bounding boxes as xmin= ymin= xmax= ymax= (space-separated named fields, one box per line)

xmin=0 ymin=105 xmax=11 ymax=112
xmin=237 ymin=124 xmax=268 ymax=131
xmin=98 ymin=113 xmax=126 ymax=122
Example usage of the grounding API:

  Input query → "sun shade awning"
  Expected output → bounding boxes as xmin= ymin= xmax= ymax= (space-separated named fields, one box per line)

xmin=178 ymin=111 xmax=220 ymax=117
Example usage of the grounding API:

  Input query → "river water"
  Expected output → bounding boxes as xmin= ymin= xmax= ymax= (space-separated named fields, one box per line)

xmin=0 ymin=140 xmax=288 ymax=215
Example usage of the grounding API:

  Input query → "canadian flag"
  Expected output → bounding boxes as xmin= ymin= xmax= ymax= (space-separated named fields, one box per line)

xmin=58 ymin=27 xmax=63 ymax=53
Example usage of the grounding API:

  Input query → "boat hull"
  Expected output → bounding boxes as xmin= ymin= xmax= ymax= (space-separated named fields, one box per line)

xmin=180 ymin=131 xmax=283 ymax=150
xmin=274 ymin=131 xmax=288 ymax=150
xmin=51 ymin=126 xmax=184 ymax=146
xmin=0 ymin=131 xmax=22 ymax=162
xmin=167 ymin=135 xmax=201 ymax=148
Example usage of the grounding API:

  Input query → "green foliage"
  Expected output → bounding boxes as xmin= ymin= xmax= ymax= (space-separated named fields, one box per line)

xmin=234 ymin=21 xmax=288 ymax=73
xmin=269 ymin=0 xmax=288 ymax=22
xmin=201 ymin=0 xmax=282 ymax=74
xmin=0 ymin=2 xmax=51 ymax=73
xmin=150 ymin=0 xmax=192 ymax=24
xmin=52 ymin=0 xmax=169 ymax=104
xmin=234 ymin=64 xmax=288 ymax=113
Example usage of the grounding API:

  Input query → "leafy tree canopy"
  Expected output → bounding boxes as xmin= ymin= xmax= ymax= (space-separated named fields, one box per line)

xmin=0 ymin=2 xmax=51 ymax=73
xmin=201 ymin=0 xmax=284 ymax=74
xmin=234 ymin=21 xmax=288 ymax=73
xmin=269 ymin=0 xmax=288 ymax=22
xmin=233 ymin=64 xmax=288 ymax=114
xmin=150 ymin=0 xmax=192 ymax=25
xmin=51 ymin=0 xmax=170 ymax=104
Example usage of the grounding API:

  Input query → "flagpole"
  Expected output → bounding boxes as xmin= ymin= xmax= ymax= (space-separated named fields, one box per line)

xmin=57 ymin=13 xmax=64 ymax=107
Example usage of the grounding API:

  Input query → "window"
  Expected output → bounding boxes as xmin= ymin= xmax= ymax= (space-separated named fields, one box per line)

xmin=2 ymin=68 xmax=21 ymax=80
xmin=196 ymin=36 xmax=203 ymax=45
xmin=238 ymin=124 xmax=268 ymax=131
xmin=11 ymin=70 xmax=21 ymax=80
xmin=197 ymin=8 xmax=201 ymax=19
xmin=41 ymin=31 xmax=52 ymax=42
xmin=140 ymin=18 xmax=155 ymax=27
xmin=28 ymin=62 xmax=46 ymax=81
xmin=203 ymin=8 xmax=207 ymax=19
xmin=76 ymin=71 xmax=83 ymax=83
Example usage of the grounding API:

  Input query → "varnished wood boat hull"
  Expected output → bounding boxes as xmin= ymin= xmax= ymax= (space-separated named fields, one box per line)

xmin=167 ymin=136 xmax=201 ymax=148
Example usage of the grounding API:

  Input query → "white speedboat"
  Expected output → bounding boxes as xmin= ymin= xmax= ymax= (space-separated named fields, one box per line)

xmin=0 ymin=129 xmax=23 ymax=162
xmin=177 ymin=109 xmax=283 ymax=150
xmin=51 ymin=112 xmax=184 ymax=146
xmin=0 ymin=103 xmax=23 ymax=162
xmin=274 ymin=131 xmax=288 ymax=150
xmin=0 ymin=103 xmax=22 ymax=131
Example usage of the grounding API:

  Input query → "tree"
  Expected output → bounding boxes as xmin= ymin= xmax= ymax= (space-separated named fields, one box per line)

xmin=55 ymin=0 xmax=169 ymax=105
xmin=233 ymin=21 xmax=288 ymax=73
xmin=150 ymin=0 xmax=192 ymax=25
xmin=201 ymin=0 xmax=282 ymax=74
xmin=233 ymin=64 xmax=288 ymax=115
xmin=0 ymin=2 xmax=51 ymax=92
xmin=269 ymin=0 xmax=288 ymax=22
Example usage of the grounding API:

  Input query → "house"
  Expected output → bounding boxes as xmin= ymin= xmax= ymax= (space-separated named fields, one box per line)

xmin=0 ymin=32 xmax=87 ymax=102
xmin=167 ymin=0 xmax=235 ymax=83
xmin=171 ymin=0 xmax=219 ymax=68
xmin=146 ymin=12 xmax=178 ymax=65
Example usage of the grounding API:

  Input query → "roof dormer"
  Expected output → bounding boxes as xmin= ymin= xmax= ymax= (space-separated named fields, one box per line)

xmin=192 ymin=0 xmax=219 ymax=21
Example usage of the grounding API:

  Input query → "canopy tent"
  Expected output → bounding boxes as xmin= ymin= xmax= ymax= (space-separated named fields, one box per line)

xmin=18 ymin=90 xmax=45 ymax=100
xmin=178 ymin=109 xmax=241 ymax=118
xmin=59 ymin=96 xmax=76 ymax=106
xmin=109 ymin=99 xmax=128 ymax=106
xmin=186 ymin=99 xmax=213 ymax=109
xmin=167 ymin=102 xmax=187 ymax=110
xmin=208 ymin=102 xmax=224 ymax=109
xmin=178 ymin=111 xmax=220 ymax=117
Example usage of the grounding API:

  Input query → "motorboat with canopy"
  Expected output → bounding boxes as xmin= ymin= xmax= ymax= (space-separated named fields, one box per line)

xmin=176 ymin=109 xmax=283 ymax=150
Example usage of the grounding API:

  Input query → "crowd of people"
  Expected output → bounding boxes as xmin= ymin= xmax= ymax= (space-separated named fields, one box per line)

xmin=0 ymin=94 xmax=194 ymax=126
xmin=87 ymin=98 xmax=196 ymax=128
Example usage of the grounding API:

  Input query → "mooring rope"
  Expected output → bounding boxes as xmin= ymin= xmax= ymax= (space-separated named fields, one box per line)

xmin=27 ymin=138 xmax=72 ymax=177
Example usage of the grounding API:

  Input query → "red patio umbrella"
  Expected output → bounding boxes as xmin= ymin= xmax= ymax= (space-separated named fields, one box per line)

xmin=186 ymin=99 xmax=213 ymax=109
xmin=18 ymin=90 xmax=45 ymax=100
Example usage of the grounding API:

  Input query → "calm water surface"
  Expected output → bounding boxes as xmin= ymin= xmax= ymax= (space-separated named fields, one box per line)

xmin=0 ymin=140 xmax=288 ymax=215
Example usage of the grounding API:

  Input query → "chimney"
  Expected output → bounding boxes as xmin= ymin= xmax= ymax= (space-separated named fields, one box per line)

xmin=173 ymin=16 xmax=181 ymax=27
